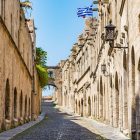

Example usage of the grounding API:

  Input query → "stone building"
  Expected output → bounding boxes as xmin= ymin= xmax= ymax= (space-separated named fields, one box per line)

xmin=60 ymin=0 xmax=140 ymax=139
xmin=0 ymin=0 xmax=42 ymax=131
xmin=27 ymin=19 xmax=42 ymax=120
xmin=47 ymin=61 xmax=65 ymax=106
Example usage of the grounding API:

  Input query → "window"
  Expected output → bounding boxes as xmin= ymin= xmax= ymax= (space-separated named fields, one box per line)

xmin=11 ymin=14 xmax=13 ymax=36
xmin=48 ymin=71 xmax=54 ymax=78
xmin=25 ymin=95 xmax=27 ymax=117
xmin=14 ymin=88 xmax=17 ymax=118
xmin=5 ymin=79 xmax=10 ymax=120
xmin=29 ymin=98 xmax=30 ymax=116
xmin=20 ymin=91 xmax=23 ymax=117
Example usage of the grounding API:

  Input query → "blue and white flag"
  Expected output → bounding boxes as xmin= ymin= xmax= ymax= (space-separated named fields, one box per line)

xmin=77 ymin=5 xmax=93 ymax=18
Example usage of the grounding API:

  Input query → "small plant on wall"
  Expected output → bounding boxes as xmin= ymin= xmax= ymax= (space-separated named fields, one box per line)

xmin=20 ymin=0 xmax=32 ymax=18
xmin=20 ymin=0 xmax=32 ymax=9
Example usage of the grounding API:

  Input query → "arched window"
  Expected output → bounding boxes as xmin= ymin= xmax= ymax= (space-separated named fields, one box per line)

xmin=115 ymin=72 xmax=119 ymax=91
xmin=131 ymin=46 xmax=135 ymax=66
xmin=78 ymin=101 xmax=80 ymax=115
xmin=25 ymin=95 xmax=27 ymax=117
xmin=29 ymin=98 xmax=30 ymax=116
xmin=81 ymin=99 xmax=83 ymax=117
xmin=88 ymin=97 xmax=91 ymax=116
xmin=75 ymin=100 xmax=77 ymax=113
xmin=123 ymin=51 xmax=128 ymax=130
xmin=97 ymin=81 xmax=99 ymax=92
xmin=131 ymin=46 xmax=136 ymax=138
xmin=115 ymin=72 xmax=119 ymax=127
xmin=20 ymin=91 xmax=23 ymax=117
xmin=100 ymin=76 xmax=103 ymax=118
xmin=14 ymin=88 xmax=17 ymax=118
xmin=110 ymin=75 xmax=113 ymax=88
xmin=123 ymin=50 xmax=127 ymax=70
xmin=100 ymin=77 xmax=103 ymax=95
xmin=5 ymin=79 xmax=10 ymax=120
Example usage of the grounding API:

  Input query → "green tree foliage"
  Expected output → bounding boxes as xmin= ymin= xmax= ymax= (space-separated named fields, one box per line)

xmin=36 ymin=65 xmax=48 ymax=88
xmin=35 ymin=47 xmax=48 ymax=89
xmin=36 ymin=47 xmax=47 ymax=67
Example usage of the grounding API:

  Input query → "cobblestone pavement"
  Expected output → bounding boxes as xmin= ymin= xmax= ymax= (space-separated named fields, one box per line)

xmin=11 ymin=101 xmax=105 ymax=140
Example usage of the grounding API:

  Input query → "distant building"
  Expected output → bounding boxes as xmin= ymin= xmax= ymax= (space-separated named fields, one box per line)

xmin=47 ymin=61 xmax=65 ymax=106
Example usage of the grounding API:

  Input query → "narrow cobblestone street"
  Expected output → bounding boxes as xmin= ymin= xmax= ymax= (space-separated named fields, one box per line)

xmin=11 ymin=101 xmax=104 ymax=140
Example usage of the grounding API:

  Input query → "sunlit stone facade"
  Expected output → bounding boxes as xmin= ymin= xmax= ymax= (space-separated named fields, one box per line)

xmin=0 ymin=0 xmax=42 ymax=131
xmin=60 ymin=0 xmax=140 ymax=139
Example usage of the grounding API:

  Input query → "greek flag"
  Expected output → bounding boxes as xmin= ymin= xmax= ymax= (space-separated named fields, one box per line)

xmin=77 ymin=5 xmax=93 ymax=18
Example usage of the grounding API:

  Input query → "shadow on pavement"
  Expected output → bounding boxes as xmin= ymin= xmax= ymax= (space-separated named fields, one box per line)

xmin=11 ymin=101 xmax=105 ymax=140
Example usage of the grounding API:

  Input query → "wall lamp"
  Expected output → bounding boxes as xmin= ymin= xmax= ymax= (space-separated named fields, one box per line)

xmin=102 ymin=20 xmax=128 ymax=49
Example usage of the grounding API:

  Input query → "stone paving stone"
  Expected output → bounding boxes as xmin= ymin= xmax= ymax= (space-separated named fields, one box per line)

xmin=1 ymin=101 xmax=130 ymax=140
xmin=0 ymin=117 xmax=45 ymax=140
xmin=59 ymin=106 xmax=131 ymax=140
xmin=0 ymin=103 xmax=47 ymax=140
xmin=11 ymin=101 xmax=105 ymax=140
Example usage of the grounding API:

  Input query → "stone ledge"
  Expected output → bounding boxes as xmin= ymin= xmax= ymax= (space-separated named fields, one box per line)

xmin=5 ymin=120 xmax=10 ymax=124
xmin=5 ymin=119 xmax=11 ymax=130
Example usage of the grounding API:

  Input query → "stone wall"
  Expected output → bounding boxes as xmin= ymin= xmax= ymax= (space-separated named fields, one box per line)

xmin=0 ymin=0 xmax=41 ymax=131
xmin=60 ymin=0 xmax=140 ymax=139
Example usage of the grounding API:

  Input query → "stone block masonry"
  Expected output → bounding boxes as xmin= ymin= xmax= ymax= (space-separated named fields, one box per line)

xmin=58 ymin=1 xmax=140 ymax=140
xmin=0 ymin=0 xmax=42 ymax=131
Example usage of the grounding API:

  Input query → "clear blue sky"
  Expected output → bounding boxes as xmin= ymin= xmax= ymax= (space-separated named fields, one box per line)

xmin=30 ymin=0 xmax=97 ymax=96
xmin=31 ymin=0 xmax=96 ymax=66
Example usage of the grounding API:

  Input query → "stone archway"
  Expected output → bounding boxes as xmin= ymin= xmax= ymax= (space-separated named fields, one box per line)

xmin=25 ymin=95 xmax=27 ymax=118
xmin=123 ymin=50 xmax=128 ymax=130
xmin=5 ymin=79 xmax=10 ymax=120
xmin=103 ymin=83 xmax=106 ymax=120
xmin=88 ymin=97 xmax=91 ymax=117
xmin=29 ymin=98 xmax=31 ymax=117
xmin=136 ymin=58 xmax=140 ymax=138
xmin=78 ymin=101 xmax=80 ymax=115
xmin=110 ymin=75 xmax=113 ymax=125
xmin=20 ymin=91 xmax=23 ymax=117
xmin=93 ymin=95 xmax=96 ymax=117
xmin=47 ymin=66 xmax=62 ymax=106
xmin=14 ymin=88 xmax=17 ymax=118
xmin=97 ymin=81 xmax=99 ymax=119
xmin=81 ymin=99 xmax=83 ymax=117
xmin=131 ymin=46 xmax=136 ymax=139
xmin=75 ymin=100 xmax=77 ymax=113
xmin=99 ymin=76 xmax=103 ymax=119
xmin=115 ymin=72 xmax=119 ymax=127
